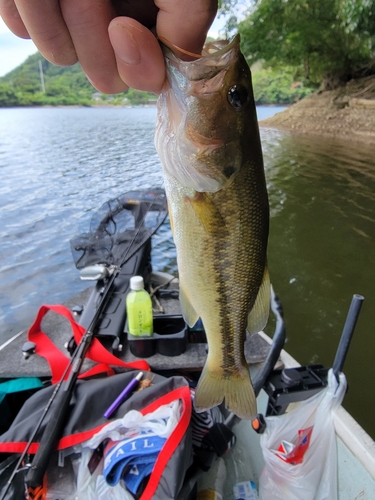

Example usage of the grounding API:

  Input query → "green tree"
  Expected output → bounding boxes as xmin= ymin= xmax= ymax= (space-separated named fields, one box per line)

xmin=252 ymin=67 xmax=315 ymax=104
xmin=237 ymin=0 xmax=375 ymax=89
xmin=125 ymin=88 xmax=156 ymax=105
xmin=0 ymin=52 xmax=156 ymax=107
xmin=0 ymin=83 xmax=19 ymax=106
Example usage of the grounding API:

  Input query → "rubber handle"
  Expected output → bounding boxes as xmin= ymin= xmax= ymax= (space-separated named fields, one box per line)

xmin=25 ymin=382 xmax=73 ymax=489
xmin=332 ymin=293 xmax=364 ymax=379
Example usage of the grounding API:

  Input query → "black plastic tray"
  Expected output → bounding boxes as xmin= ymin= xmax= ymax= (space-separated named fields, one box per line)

xmin=126 ymin=315 xmax=187 ymax=358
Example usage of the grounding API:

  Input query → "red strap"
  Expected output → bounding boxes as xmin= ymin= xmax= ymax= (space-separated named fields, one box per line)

xmin=0 ymin=386 xmax=192 ymax=460
xmin=78 ymin=363 xmax=115 ymax=379
xmin=0 ymin=420 xmax=112 ymax=454
xmin=140 ymin=386 xmax=192 ymax=500
xmin=28 ymin=304 xmax=150 ymax=383
xmin=28 ymin=305 xmax=79 ymax=383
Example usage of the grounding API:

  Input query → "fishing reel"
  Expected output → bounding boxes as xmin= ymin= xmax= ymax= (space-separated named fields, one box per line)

xmin=79 ymin=264 xmax=117 ymax=281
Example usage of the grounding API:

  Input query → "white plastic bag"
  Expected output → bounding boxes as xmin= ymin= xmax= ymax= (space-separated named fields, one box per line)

xmin=76 ymin=401 xmax=180 ymax=500
xmin=259 ymin=369 xmax=347 ymax=500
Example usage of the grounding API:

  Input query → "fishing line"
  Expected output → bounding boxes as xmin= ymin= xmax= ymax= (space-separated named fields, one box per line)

xmin=158 ymin=36 xmax=202 ymax=59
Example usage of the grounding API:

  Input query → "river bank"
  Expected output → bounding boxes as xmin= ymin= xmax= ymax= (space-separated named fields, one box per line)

xmin=259 ymin=75 xmax=375 ymax=145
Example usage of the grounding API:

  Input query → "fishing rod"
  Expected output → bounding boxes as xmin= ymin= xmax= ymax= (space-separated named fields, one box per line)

xmin=1 ymin=191 xmax=167 ymax=499
xmin=25 ymin=194 xmax=165 ymax=493
xmin=0 ymin=341 xmax=78 ymax=500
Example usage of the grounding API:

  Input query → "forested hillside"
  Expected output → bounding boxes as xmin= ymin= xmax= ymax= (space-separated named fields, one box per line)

xmin=0 ymin=49 xmax=315 ymax=107
xmin=0 ymin=52 xmax=156 ymax=107
xmin=1 ymin=0 xmax=374 ymax=108
xmin=231 ymin=0 xmax=375 ymax=89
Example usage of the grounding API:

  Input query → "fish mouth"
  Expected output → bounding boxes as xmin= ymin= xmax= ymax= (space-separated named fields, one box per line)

xmin=156 ymin=34 xmax=244 ymax=193
xmin=162 ymin=35 xmax=241 ymax=82
xmin=161 ymin=34 xmax=240 ymax=64
xmin=200 ymin=34 xmax=240 ymax=58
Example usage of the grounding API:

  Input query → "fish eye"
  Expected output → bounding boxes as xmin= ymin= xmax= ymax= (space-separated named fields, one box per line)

xmin=227 ymin=85 xmax=248 ymax=110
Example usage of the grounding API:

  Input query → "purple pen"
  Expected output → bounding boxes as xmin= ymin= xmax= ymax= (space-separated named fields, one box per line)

xmin=104 ymin=371 xmax=143 ymax=419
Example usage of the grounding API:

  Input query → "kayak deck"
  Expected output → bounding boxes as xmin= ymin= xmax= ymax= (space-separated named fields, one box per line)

xmin=0 ymin=283 xmax=271 ymax=379
xmin=1 ymin=290 xmax=375 ymax=498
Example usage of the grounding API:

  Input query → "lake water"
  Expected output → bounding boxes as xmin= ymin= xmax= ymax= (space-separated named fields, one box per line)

xmin=1 ymin=106 xmax=375 ymax=439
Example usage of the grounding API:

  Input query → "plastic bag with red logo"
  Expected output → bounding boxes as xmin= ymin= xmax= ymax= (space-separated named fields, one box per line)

xmin=259 ymin=369 xmax=347 ymax=500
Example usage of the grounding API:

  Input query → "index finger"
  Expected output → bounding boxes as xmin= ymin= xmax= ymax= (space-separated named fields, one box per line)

xmin=0 ymin=0 xmax=29 ymax=38
xmin=155 ymin=0 xmax=217 ymax=59
xmin=60 ymin=0 xmax=127 ymax=94
xmin=13 ymin=0 xmax=77 ymax=65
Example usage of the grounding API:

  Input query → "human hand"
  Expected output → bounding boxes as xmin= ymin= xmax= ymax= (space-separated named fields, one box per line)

xmin=0 ymin=0 xmax=217 ymax=94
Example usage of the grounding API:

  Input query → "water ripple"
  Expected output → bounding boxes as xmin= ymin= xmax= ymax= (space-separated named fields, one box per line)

xmin=1 ymin=106 xmax=375 ymax=437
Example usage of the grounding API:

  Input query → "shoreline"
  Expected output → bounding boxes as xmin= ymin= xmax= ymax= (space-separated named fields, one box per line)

xmin=2 ymin=82 xmax=374 ymax=146
xmin=0 ymin=102 xmax=286 ymax=110
xmin=259 ymin=74 xmax=375 ymax=146
xmin=0 ymin=103 xmax=157 ymax=109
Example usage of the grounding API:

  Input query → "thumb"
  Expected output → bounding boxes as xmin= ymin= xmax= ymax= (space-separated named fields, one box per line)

xmin=109 ymin=17 xmax=165 ymax=94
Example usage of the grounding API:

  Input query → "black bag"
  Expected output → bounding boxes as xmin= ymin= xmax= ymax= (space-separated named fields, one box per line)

xmin=0 ymin=371 xmax=193 ymax=500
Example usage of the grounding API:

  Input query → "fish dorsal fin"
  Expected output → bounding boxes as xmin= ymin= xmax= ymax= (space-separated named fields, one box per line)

xmin=179 ymin=284 xmax=200 ymax=327
xmin=247 ymin=266 xmax=271 ymax=335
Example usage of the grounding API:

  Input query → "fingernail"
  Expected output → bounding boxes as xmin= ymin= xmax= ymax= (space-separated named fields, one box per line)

xmin=111 ymin=23 xmax=141 ymax=65
xmin=84 ymin=73 xmax=95 ymax=87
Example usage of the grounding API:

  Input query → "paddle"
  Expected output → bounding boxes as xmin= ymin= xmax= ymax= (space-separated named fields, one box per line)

xmin=1 ymin=189 xmax=167 ymax=499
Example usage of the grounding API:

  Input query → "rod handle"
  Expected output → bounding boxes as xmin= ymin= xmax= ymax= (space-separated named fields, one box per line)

xmin=332 ymin=294 xmax=364 ymax=378
xmin=25 ymin=383 xmax=72 ymax=490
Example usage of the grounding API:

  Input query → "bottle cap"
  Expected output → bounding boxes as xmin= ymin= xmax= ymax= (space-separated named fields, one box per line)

xmin=130 ymin=276 xmax=145 ymax=291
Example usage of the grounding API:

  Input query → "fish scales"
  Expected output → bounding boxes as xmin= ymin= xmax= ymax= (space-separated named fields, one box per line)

xmin=155 ymin=35 xmax=270 ymax=419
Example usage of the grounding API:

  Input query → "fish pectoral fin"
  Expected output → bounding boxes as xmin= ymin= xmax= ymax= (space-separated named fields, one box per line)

xmin=247 ymin=266 xmax=271 ymax=335
xmin=188 ymin=192 xmax=228 ymax=235
xmin=179 ymin=285 xmax=200 ymax=327
xmin=194 ymin=364 xmax=257 ymax=419
xmin=167 ymin=198 xmax=175 ymax=236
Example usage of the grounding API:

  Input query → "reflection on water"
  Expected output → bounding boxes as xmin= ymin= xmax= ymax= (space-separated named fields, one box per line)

xmin=261 ymin=128 xmax=375 ymax=437
xmin=0 ymin=107 xmax=166 ymax=335
xmin=0 ymin=107 xmax=374 ymax=438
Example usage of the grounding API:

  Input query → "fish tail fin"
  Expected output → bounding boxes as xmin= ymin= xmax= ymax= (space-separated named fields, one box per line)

xmin=194 ymin=364 xmax=256 ymax=419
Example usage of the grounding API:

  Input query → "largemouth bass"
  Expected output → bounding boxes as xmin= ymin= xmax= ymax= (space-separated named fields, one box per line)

xmin=155 ymin=35 xmax=270 ymax=419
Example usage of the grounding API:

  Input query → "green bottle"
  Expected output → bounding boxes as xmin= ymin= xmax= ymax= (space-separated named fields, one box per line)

xmin=126 ymin=276 xmax=153 ymax=337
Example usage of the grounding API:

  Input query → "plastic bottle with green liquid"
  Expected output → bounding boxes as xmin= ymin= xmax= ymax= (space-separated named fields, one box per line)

xmin=126 ymin=276 xmax=153 ymax=337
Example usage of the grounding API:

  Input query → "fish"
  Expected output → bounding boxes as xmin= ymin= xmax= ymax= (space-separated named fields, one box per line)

xmin=154 ymin=35 xmax=270 ymax=419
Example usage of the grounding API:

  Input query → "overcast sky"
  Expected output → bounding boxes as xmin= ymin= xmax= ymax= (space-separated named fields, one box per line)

xmin=0 ymin=15 xmax=227 ymax=78
xmin=0 ymin=18 xmax=37 ymax=76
